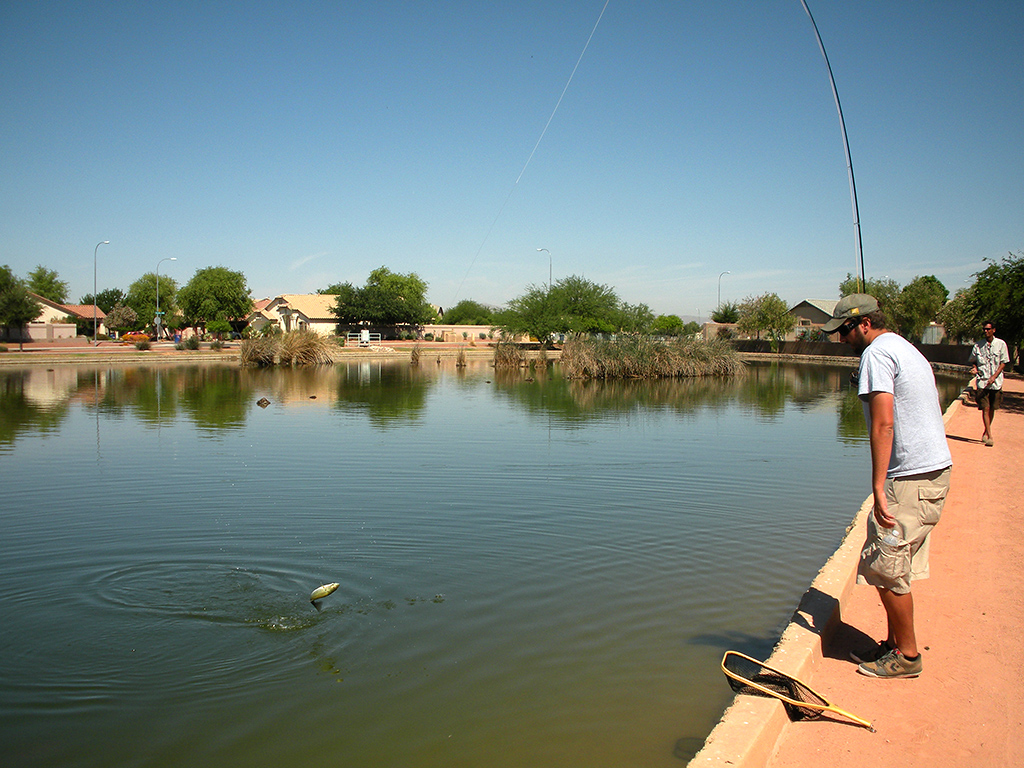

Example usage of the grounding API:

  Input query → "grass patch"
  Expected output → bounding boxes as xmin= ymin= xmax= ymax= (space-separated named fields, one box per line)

xmin=560 ymin=334 xmax=742 ymax=379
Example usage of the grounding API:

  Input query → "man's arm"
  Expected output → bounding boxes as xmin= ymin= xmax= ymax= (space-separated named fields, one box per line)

xmin=987 ymin=340 xmax=1009 ymax=387
xmin=866 ymin=390 xmax=895 ymax=527
xmin=987 ymin=361 xmax=1006 ymax=388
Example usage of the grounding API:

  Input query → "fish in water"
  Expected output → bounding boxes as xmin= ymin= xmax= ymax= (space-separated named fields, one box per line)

xmin=310 ymin=582 xmax=339 ymax=608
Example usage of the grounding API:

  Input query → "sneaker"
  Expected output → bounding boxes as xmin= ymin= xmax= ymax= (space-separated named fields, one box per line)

xmin=849 ymin=639 xmax=894 ymax=664
xmin=857 ymin=648 xmax=922 ymax=678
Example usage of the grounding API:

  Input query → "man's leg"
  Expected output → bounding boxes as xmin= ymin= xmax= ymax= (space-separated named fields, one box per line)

xmin=878 ymin=587 xmax=917 ymax=658
xmin=980 ymin=394 xmax=993 ymax=441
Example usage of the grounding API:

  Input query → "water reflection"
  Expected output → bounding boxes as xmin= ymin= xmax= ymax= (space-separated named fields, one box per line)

xmin=0 ymin=359 xmax=965 ymax=447
xmin=0 ymin=370 xmax=70 ymax=448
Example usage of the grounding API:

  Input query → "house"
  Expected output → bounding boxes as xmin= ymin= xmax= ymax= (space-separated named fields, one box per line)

xmin=24 ymin=293 xmax=106 ymax=339
xmin=789 ymin=299 xmax=838 ymax=328
xmin=246 ymin=294 xmax=338 ymax=336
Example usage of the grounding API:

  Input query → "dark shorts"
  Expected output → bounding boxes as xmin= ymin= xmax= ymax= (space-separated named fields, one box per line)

xmin=976 ymin=388 xmax=1002 ymax=410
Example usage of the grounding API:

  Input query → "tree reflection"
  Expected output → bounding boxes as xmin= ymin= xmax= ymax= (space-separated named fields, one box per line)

xmin=332 ymin=361 xmax=430 ymax=427
xmin=0 ymin=371 xmax=70 ymax=448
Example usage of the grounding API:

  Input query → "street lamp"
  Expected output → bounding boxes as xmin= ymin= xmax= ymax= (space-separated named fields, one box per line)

xmin=93 ymin=241 xmax=109 ymax=344
xmin=536 ymin=248 xmax=551 ymax=289
xmin=718 ymin=270 xmax=731 ymax=309
xmin=155 ymin=257 xmax=177 ymax=340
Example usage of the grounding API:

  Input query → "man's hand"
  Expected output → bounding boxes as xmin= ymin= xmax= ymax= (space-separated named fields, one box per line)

xmin=873 ymin=493 xmax=895 ymax=528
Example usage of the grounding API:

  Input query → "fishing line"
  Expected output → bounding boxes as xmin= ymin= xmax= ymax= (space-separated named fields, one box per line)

xmin=452 ymin=0 xmax=611 ymax=305
xmin=800 ymin=0 xmax=865 ymax=291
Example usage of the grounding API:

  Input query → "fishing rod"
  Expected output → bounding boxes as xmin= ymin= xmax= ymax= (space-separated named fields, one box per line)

xmin=800 ymin=0 xmax=865 ymax=292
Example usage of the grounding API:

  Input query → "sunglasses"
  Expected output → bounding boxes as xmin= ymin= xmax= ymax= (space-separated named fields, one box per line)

xmin=983 ymin=326 xmax=994 ymax=331
xmin=838 ymin=318 xmax=860 ymax=336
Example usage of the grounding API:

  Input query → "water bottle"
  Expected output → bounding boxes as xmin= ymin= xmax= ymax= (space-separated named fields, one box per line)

xmin=881 ymin=526 xmax=901 ymax=547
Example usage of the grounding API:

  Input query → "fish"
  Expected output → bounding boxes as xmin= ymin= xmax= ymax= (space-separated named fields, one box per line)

xmin=310 ymin=582 xmax=340 ymax=603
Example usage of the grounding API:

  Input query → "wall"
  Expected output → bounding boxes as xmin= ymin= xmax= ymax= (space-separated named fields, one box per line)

xmin=1 ymin=323 xmax=78 ymax=342
xmin=731 ymin=339 xmax=973 ymax=366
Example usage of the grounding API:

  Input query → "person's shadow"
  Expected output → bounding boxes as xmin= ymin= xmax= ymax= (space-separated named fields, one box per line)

xmin=788 ymin=586 xmax=875 ymax=662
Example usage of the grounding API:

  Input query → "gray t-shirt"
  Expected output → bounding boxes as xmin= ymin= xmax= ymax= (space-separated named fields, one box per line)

xmin=858 ymin=332 xmax=952 ymax=478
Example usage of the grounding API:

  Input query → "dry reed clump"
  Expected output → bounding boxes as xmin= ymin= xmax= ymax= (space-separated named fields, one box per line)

xmin=410 ymin=343 xmax=422 ymax=365
xmin=560 ymin=334 xmax=741 ymax=379
xmin=239 ymin=331 xmax=334 ymax=367
xmin=456 ymin=347 xmax=467 ymax=368
xmin=493 ymin=340 xmax=526 ymax=369
xmin=239 ymin=337 xmax=278 ymax=367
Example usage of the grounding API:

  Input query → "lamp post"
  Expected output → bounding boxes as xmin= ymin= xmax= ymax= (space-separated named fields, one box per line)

xmin=93 ymin=241 xmax=109 ymax=344
xmin=155 ymin=257 xmax=177 ymax=340
xmin=718 ymin=270 xmax=731 ymax=310
xmin=536 ymin=248 xmax=551 ymax=289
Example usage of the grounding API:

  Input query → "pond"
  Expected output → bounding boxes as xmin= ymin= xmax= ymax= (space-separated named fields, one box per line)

xmin=0 ymin=359 xmax=966 ymax=768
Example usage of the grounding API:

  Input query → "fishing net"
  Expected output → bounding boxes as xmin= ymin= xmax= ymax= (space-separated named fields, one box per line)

xmin=722 ymin=651 xmax=829 ymax=721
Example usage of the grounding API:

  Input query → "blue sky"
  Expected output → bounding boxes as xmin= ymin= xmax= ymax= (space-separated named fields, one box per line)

xmin=2 ymin=1 xmax=1021 ymax=319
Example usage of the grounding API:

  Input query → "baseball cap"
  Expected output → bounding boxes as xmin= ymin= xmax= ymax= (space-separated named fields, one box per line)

xmin=822 ymin=294 xmax=880 ymax=333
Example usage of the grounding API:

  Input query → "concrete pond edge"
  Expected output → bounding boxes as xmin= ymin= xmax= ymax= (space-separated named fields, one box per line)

xmin=686 ymin=391 xmax=967 ymax=767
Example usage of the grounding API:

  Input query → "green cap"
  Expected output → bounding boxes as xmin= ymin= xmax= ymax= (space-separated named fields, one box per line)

xmin=822 ymin=294 xmax=879 ymax=333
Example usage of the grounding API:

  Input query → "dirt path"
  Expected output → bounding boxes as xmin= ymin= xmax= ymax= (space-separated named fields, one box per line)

xmin=764 ymin=376 xmax=1024 ymax=767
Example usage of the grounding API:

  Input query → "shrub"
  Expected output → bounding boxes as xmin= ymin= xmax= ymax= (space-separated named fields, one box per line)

xmin=135 ymin=340 xmax=151 ymax=351
xmin=493 ymin=340 xmax=525 ymax=369
xmin=210 ymin=339 xmax=224 ymax=351
xmin=239 ymin=337 xmax=278 ymax=367
xmin=278 ymin=330 xmax=334 ymax=366
xmin=184 ymin=335 xmax=201 ymax=350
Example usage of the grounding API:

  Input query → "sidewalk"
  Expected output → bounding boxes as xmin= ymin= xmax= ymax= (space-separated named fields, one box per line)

xmin=692 ymin=375 xmax=1024 ymax=767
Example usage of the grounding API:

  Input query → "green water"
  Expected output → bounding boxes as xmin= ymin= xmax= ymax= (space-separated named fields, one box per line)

xmin=0 ymin=359 xmax=965 ymax=767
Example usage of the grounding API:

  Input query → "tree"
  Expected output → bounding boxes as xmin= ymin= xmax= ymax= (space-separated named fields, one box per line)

xmin=495 ymin=275 xmax=629 ymax=347
xmin=176 ymin=267 xmax=252 ymax=330
xmin=711 ymin=301 xmax=740 ymax=324
xmin=494 ymin=285 xmax=562 ymax=346
xmin=126 ymin=273 xmax=178 ymax=332
xmin=839 ymin=273 xmax=902 ymax=323
xmin=896 ymin=275 xmax=947 ymax=340
xmin=969 ymin=250 xmax=1024 ymax=370
xmin=0 ymin=265 xmax=41 ymax=347
xmin=652 ymin=314 xmax=684 ymax=336
xmin=331 ymin=267 xmax=434 ymax=327
xmin=616 ymin=302 xmax=655 ymax=334
xmin=81 ymin=288 xmax=126 ymax=314
xmin=27 ymin=265 xmax=69 ymax=304
xmin=936 ymin=288 xmax=977 ymax=345
xmin=737 ymin=292 xmax=795 ymax=352
xmin=104 ymin=302 xmax=139 ymax=335
xmin=547 ymin=275 xmax=621 ymax=334
xmin=443 ymin=299 xmax=496 ymax=325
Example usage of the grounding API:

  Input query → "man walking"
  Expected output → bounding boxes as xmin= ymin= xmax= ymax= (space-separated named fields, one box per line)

xmin=823 ymin=294 xmax=952 ymax=678
xmin=969 ymin=321 xmax=1010 ymax=446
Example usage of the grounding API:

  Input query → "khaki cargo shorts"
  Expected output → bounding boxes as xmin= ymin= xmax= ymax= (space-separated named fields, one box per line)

xmin=857 ymin=466 xmax=951 ymax=595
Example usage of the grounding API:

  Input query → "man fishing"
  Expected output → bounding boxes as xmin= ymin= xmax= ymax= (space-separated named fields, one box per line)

xmin=823 ymin=294 xmax=952 ymax=678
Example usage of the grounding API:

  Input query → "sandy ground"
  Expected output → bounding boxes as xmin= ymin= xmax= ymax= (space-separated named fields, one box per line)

xmin=765 ymin=375 xmax=1024 ymax=767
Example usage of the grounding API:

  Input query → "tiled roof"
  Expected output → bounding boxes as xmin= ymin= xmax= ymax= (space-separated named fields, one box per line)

xmin=28 ymin=292 xmax=106 ymax=320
